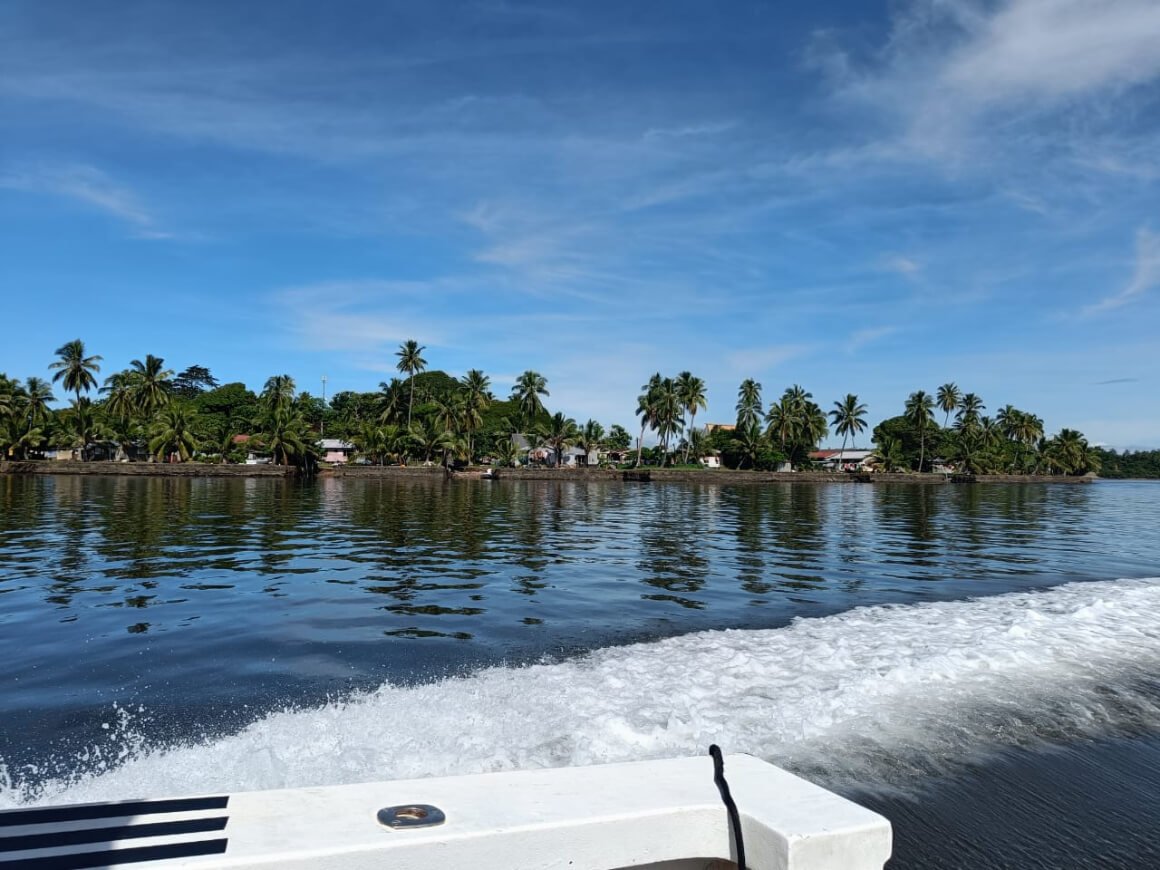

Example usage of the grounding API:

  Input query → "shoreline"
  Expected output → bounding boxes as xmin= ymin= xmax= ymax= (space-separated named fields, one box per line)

xmin=0 ymin=460 xmax=1095 ymax=484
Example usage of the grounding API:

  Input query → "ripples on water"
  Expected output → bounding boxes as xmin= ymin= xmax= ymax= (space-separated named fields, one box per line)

xmin=1 ymin=475 xmax=1159 ymax=866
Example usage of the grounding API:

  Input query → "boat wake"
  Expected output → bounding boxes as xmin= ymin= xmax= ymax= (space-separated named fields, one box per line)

xmin=4 ymin=577 xmax=1160 ymax=807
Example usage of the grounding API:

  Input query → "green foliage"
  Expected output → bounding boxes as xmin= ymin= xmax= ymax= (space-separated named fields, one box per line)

xmin=173 ymin=365 xmax=219 ymax=398
xmin=1093 ymin=448 xmax=1160 ymax=479
xmin=606 ymin=424 xmax=632 ymax=451
xmin=193 ymin=383 xmax=260 ymax=443
xmin=49 ymin=339 xmax=102 ymax=402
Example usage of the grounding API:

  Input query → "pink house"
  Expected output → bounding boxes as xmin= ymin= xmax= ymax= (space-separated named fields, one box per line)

xmin=320 ymin=438 xmax=355 ymax=464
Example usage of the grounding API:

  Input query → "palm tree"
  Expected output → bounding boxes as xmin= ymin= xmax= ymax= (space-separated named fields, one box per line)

xmin=259 ymin=405 xmax=314 ymax=466
xmin=683 ymin=426 xmax=709 ymax=466
xmin=955 ymin=392 xmax=985 ymax=428
xmin=735 ymin=379 xmax=763 ymax=430
xmin=798 ymin=400 xmax=830 ymax=463
xmin=58 ymin=397 xmax=113 ymax=460
xmin=653 ymin=378 xmax=684 ymax=467
xmin=735 ymin=422 xmax=766 ymax=470
xmin=261 ymin=374 xmax=296 ymax=414
xmin=377 ymin=378 xmax=407 ymax=425
xmin=510 ymin=370 xmax=549 ymax=431
xmin=904 ymin=390 xmax=936 ymax=472
xmin=49 ymin=339 xmax=102 ymax=403
xmin=578 ymin=419 xmax=605 ymax=465
xmin=996 ymin=405 xmax=1020 ymax=441
xmin=492 ymin=436 xmax=519 ymax=468
xmin=459 ymin=369 xmax=491 ymax=461
xmin=395 ymin=340 xmax=427 ymax=428
xmin=101 ymin=371 xmax=137 ymax=424
xmin=409 ymin=418 xmax=452 ymax=464
xmin=634 ymin=373 xmax=662 ymax=467
xmin=149 ymin=405 xmax=200 ymax=461
xmin=936 ymin=383 xmax=962 ymax=428
xmin=829 ymin=394 xmax=868 ymax=463
xmin=129 ymin=354 xmax=174 ymax=418
xmin=431 ymin=394 xmax=465 ymax=467
xmin=23 ymin=378 xmax=55 ymax=426
xmin=871 ymin=435 xmax=905 ymax=472
xmin=764 ymin=398 xmax=792 ymax=454
xmin=676 ymin=372 xmax=707 ymax=464
xmin=544 ymin=412 xmax=579 ymax=467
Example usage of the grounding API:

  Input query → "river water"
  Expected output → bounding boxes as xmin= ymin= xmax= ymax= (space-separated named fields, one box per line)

xmin=1 ymin=474 xmax=1158 ymax=867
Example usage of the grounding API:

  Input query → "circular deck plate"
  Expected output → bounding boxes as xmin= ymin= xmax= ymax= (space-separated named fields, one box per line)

xmin=377 ymin=804 xmax=446 ymax=829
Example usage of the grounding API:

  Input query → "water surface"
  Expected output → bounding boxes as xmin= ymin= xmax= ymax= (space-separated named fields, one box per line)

xmin=1 ymin=475 xmax=1158 ymax=867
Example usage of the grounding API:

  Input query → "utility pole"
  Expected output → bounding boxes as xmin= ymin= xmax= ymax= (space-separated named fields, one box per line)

xmin=321 ymin=375 xmax=328 ymax=438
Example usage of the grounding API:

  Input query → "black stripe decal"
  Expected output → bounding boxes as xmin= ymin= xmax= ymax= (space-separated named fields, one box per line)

xmin=0 ymin=837 xmax=228 ymax=869
xmin=0 ymin=796 xmax=229 ymax=828
xmin=0 ymin=815 xmax=228 ymax=853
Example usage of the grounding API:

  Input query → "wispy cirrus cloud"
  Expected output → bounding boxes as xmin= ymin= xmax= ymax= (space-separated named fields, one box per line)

xmin=1 ymin=163 xmax=171 ymax=238
xmin=724 ymin=345 xmax=812 ymax=377
xmin=828 ymin=0 xmax=1160 ymax=157
xmin=1083 ymin=227 xmax=1160 ymax=315
xmin=846 ymin=326 xmax=900 ymax=354
xmin=880 ymin=255 xmax=921 ymax=276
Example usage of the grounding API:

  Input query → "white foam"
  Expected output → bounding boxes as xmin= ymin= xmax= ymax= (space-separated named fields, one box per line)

xmin=4 ymin=578 xmax=1160 ymax=807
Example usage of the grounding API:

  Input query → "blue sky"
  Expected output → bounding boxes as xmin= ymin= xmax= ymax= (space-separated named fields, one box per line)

xmin=2 ymin=0 xmax=1159 ymax=447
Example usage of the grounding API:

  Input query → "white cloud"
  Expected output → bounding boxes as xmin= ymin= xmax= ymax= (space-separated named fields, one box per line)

xmin=938 ymin=0 xmax=1160 ymax=106
xmin=1 ymin=164 xmax=171 ymax=238
xmin=846 ymin=326 xmax=900 ymax=354
xmin=1084 ymin=227 xmax=1160 ymax=314
xmin=833 ymin=0 xmax=1160 ymax=157
xmin=880 ymin=255 xmax=921 ymax=276
xmin=724 ymin=345 xmax=812 ymax=376
xmin=641 ymin=121 xmax=736 ymax=141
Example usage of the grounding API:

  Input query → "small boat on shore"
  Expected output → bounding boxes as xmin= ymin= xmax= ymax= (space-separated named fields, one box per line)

xmin=0 ymin=754 xmax=890 ymax=869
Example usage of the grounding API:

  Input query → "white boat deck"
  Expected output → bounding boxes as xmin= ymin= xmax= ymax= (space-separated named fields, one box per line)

xmin=0 ymin=754 xmax=891 ymax=869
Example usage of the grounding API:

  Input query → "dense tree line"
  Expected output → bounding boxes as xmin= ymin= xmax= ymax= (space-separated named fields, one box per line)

xmin=0 ymin=342 xmax=1113 ymax=475
xmin=1092 ymin=448 xmax=1160 ymax=479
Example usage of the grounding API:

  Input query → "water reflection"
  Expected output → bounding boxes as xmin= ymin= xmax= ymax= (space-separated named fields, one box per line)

xmin=2 ymin=474 xmax=1153 ymax=729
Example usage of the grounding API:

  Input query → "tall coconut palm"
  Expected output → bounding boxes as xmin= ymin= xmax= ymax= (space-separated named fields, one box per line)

xmin=459 ymin=369 xmax=491 ymax=461
xmin=395 ymin=340 xmax=427 ymax=428
xmin=101 ymin=371 xmax=137 ymax=425
xmin=377 ymin=378 xmax=407 ymax=425
xmin=23 ymin=378 xmax=55 ymax=427
xmin=798 ymin=400 xmax=830 ymax=462
xmin=49 ymin=339 xmax=102 ymax=403
xmin=654 ymin=378 xmax=685 ymax=467
xmin=904 ymin=390 xmax=936 ymax=472
xmin=956 ymin=392 xmax=985 ymax=428
xmin=261 ymin=374 xmax=296 ymax=414
xmin=510 ymin=370 xmax=548 ymax=431
xmin=936 ymin=383 xmax=962 ymax=428
xmin=544 ymin=412 xmax=579 ymax=468
xmin=578 ymin=419 xmax=605 ymax=465
xmin=634 ymin=373 xmax=662 ymax=467
xmin=149 ymin=405 xmax=200 ymax=462
xmin=829 ymin=394 xmax=868 ymax=461
xmin=734 ymin=422 xmax=766 ymax=470
xmin=735 ymin=379 xmax=763 ymax=430
xmin=259 ymin=405 xmax=314 ymax=466
xmin=996 ymin=405 xmax=1020 ymax=441
xmin=129 ymin=354 xmax=174 ymax=418
xmin=431 ymin=394 xmax=465 ymax=466
xmin=59 ymin=397 xmax=113 ymax=460
xmin=764 ymin=398 xmax=792 ymax=454
xmin=675 ymin=372 xmax=707 ymax=464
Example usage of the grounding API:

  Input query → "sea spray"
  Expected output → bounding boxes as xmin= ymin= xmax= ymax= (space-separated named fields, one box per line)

xmin=3 ymin=577 xmax=1159 ymax=807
